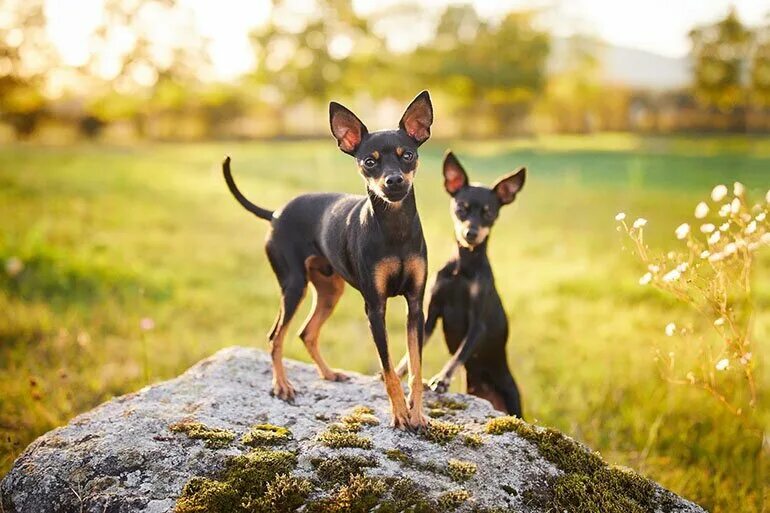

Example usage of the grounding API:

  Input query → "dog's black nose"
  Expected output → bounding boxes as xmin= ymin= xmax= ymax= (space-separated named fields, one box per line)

xmin=464 ymin=227 xmax=478 ymax=241
xmin=384 ymin=174 xmax=404 ymax=187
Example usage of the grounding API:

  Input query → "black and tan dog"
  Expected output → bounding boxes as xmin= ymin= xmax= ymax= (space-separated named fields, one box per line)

xmin=222 ymin=92 xmax=434 ymax=429
xmin=397 ymin=151 xmax=525 ymax=417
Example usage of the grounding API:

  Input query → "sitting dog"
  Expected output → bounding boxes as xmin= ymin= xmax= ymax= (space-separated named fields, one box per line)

xmin=397 ymin=151 xmax=525 ymax=417
xmin=222 ymin=92 xmax=434 ymax=429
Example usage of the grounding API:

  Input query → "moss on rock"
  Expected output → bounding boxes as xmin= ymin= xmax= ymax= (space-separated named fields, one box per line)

xmin=422 ymin=419 xmax=462 ymax=444
xmin=463 ymin=433 xmax=484 ymax=448
xmin=174 ymin=477 xmax=239 ymax=513
xmin=311 ymin=454 xmax=377 ymax=486
xmin=438 ymin=489 xmax=472 ymax=510
xmin=427 ymin=397 xmax=468 ymax=411
xmin=169 ymin=421 xmax=236 ymax=449
xmin=317 ymin=426 xmax=373 ymax=449
xmin=340 ymin=406 xmax=380 ymax=427
xmin=308 ymin=475 xmax=387 ymax=513
xmin=447 ymin=459 xmax=478 ymax=483
xmin=486 ymin=416 xmax=658 ymax=513
xmin=174 ymin=447 xmax=299 ymax=513
xmin=240 ymin=424 xmax=291 ymax=447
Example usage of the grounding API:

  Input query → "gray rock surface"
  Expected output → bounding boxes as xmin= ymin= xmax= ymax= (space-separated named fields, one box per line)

xmin=1 ymin=347 xmax=705 ymax=513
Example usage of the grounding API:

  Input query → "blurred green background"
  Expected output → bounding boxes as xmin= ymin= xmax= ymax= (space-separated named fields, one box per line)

xmin=2 ymin=1 xmax=770 ymax=512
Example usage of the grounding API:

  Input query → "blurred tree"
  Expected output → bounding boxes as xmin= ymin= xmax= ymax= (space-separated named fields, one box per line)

xmin=82 ymin=0 xmax=212 ymax=138
xmin=689 ymin=8 xmax=751 ymax=130
xmin=750 ymin=22 xmax=770 ymax=108
xmin=537 ymin=35 xmax=603 ymax=133
xmin=416 ymin=7 xmax=549 ymax=136
xmin=0 ymin=0 xmax=50 ymax=138
xmin=249 ymin=0 xmax=386 ymax=122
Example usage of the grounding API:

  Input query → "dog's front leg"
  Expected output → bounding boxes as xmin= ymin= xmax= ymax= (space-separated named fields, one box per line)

xmin=405 ymin=294 xmax=429 ymax=429
xmin=365 ymin=300 xmax=410 ymax=429
xmin=429 ymin=318 xmax=486 ymax=393
xmin=396 ymin=283 xmax=442 ymax=379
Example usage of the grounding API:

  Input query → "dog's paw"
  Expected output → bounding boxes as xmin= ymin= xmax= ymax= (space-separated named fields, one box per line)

xmin=428 ymin=375 xmax=450 ymax=393
xmin=408 ymin=409 xmax=430 ymax=432
xmin=271 ymin=379 xmax=296 ymax=402
xmin=324 ymin=370 xmax=350 ymax=382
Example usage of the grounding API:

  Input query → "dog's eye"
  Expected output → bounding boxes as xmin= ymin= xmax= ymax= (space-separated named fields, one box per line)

xmin=483 ymin=206 xmax=494 ymax=219
xmin=363 ymin=157 xmax=377 ymax=168
xmin=402 ymin=151 xmax=414 ymax=161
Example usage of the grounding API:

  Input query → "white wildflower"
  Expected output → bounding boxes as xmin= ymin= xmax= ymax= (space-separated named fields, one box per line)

xmin=723 ymin=242 xmax=737 ymax=255
xmin=740 ymin=353 xmax=752 ymax=365
xmin=665 ymin=323 xmax=676 ymax=336
xmin=756 ymin=212 xmax=766 ymax=221
xmin=675 ymin=223 xmax=690 ymax=239
xmin=662 ymin=269 xmax=681 ymax=282
xmin=713 ymin=317 xmax=725 ymax=326
xmin=719 ymin=204 xmax=731 ymax=217
xmin=715 ymin=358 xmax=729 ymax=371
xmin=730 ymin=197 xmax=741 ymax=214
xmin=700 ymin=223 xmax=715 ymax=233
xmin=633 ymin=218 xmax=647 ymax=229
xmin=745 ymin=221 xmax=757 ymax=234
xmin=720 ymin=222 xmax=730 ymax=232
xmin=762 ymin=233 xmax=770 ymax=245
xmin=615 ymin=212 xmax=626 ymax=221
xmin=708 ymin=231 xmax=721 ymax=245
xmin=700 ymin=250 xmax=710 ymax=259
xmin=639 ymin=272 xmax=652 ymax=285
xmin=748 ymin=242 xmax=760 ymax=251
xmin=694 ymin=202 xmax=709 ymax=219
xmin=711 ymin=184 xmax=728 ymax=202
xmin=709 ymin=252 xmax=724 ymax=262
xmin=766 ymin=189 xmax=770 ymax=203
xmin=733 ymin=182 xmax=744 ymax=196
xmin=676 ymin=262 xmax=688 ymax=272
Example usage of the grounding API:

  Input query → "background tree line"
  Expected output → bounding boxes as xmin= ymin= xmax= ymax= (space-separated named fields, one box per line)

xmin=1 ymin=1 xmax=769 ymax=141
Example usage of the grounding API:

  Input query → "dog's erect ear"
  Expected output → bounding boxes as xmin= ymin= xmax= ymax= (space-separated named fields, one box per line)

xmin=399 ymin=90 xmax=433 ymax=145
xmin=443 ymin=151 xmax=468 ymax=196
xmin=330 ymin=102 xmax=368 ymax=155
xmin=493 ymin=167 xmax=526 ymax=205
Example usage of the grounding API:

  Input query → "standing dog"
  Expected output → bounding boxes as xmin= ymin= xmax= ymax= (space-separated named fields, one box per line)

xmin=222 ymin=92 xmax=434 ymax=429
xmin=398 ymin=151 xmax=525 ymax=417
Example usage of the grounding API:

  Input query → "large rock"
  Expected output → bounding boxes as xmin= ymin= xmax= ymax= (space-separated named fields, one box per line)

xmin=1 ymin=347 xmax=704 ymax=513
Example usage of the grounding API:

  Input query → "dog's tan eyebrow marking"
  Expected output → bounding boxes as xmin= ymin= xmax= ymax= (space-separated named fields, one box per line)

xmin=396 ymin=147 xmax=404 ymax=157
xmin=371 ymin=150 xmax=380 ymax=160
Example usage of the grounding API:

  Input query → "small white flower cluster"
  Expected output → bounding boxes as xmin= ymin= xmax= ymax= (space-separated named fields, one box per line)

xmin=616 ymin=182 xmax=767 ymax=413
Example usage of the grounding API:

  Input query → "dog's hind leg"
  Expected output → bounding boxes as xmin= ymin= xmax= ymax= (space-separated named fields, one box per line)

xmin=298 ymin=255 xmax=348 ymax=382
xmin=266 ymin=248 xmax=308 ymax=401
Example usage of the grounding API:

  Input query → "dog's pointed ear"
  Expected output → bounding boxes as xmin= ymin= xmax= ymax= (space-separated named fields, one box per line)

xmin=330 ymin=102 xmax=368 ymax=155
xmin=443 ymin=151 xmax=468 ymax=196
xmin=399 ymin=90 xmax=433 ymax=145
xmin=492 ymin=167 xmax=526 ymax=205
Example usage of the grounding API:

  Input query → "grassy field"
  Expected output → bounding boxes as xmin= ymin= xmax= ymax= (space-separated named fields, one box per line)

xmin=1 ymin=135 xmax=768 ymax=511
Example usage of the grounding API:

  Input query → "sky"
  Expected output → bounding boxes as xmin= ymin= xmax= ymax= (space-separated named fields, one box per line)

xmin=43 ymin=0 xmax=770 ymax=80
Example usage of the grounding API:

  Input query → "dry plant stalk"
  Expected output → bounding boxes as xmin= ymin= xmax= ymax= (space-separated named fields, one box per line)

xmin=616 ymin=183 xmax=769 ymax=420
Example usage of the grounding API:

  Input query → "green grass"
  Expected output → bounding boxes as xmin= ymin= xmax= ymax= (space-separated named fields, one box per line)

xmin=1 ymin=135 xmax=769 ymax=512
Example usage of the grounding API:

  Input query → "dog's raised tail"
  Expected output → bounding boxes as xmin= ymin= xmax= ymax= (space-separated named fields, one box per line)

xmin=222 ymin=156 xmax=274 ymax=221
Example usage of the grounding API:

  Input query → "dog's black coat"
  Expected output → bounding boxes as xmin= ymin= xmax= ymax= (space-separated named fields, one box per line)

xmin=399 ymin=151 xmax=525 ymax=417
xmin=222 ymin=92 xmax=434 ymax=429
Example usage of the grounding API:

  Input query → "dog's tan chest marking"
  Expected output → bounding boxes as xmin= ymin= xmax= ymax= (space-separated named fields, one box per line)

xmin=373 ymin=255 xmax=426 ymax=296
xmin=373 ymin=257 xmax=401 ymax=296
